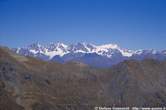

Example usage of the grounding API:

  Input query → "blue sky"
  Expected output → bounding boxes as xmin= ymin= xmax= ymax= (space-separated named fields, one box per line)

xmin=0 ymin=0 xmax=166 ymax=50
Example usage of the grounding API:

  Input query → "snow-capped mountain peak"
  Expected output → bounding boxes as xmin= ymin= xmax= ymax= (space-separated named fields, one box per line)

xmin=12 ymin=42 xmax=166 ymax=67
xmin=134 ymin=49 xmax=159 ymax=55
xmin=55 ymin=42 xmax=68 ymax=49
xmin=27 ymin=42 xmax=42 ymax=50
xmin=118 ymin=49 xmax=134 ymax=57
xmin=43 ymin=42 xmax=69 ymax=59
xmin=69 ymin=42 xmax=90 ymax=53
xmin=97 ymin=43 xmax=119 ymax=49
xmin=13 ymin=42 xmax=166 ymax=62
xmin=13 ymin=42 xmax=135 ymax=59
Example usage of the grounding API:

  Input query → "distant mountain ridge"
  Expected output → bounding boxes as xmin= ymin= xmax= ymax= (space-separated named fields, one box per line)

xmin=12 ymin=42 xmax=166 ymax=67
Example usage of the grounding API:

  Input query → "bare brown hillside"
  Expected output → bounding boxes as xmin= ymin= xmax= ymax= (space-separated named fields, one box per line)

xmin=1 ymin=47 xmax=166 ymax=110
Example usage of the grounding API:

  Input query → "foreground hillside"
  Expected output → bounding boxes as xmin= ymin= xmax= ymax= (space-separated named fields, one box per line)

xmin=1 ymin=46 xmax=166 ymax=110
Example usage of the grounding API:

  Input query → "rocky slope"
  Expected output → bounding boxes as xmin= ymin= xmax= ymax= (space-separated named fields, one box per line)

xmin=1 ymin=46 xmax=166 ymax=110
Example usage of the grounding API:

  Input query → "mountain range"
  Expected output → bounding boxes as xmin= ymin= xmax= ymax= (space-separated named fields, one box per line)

xmin=13 ymin=42 xmax=166 ymax=67
xmin=1 ymin=46 xmax=166 ymax=110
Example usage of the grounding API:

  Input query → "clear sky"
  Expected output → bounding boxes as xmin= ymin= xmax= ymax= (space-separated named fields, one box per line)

xmin=0 ymin=0 xmax=166 ymax=50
